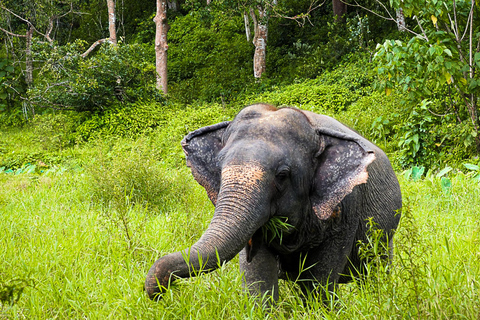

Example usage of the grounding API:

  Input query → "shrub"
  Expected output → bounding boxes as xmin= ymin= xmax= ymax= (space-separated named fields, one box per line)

xmin=31 ymin=113 xmax=82 ymax=151
xmin=85 ymin=137 xmax=176 ymax=213
xmin=75 ymin=102 xmax=167 ymax=141
xmin=29 ymin=41 xmax=161 ymax=113
xmin=167 ymin=9 xmax=254 ymax=103
xmin=0 ymin=58 xmax=27 ymax=127
xmin=250 ymin=80 xmax=359 ymax=114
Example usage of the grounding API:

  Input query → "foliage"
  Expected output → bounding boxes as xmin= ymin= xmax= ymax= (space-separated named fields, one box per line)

xmin=85 ymin=137 xmax=188 ymax=214
xmin=75 ymin=102 xmax=167 ymax=141
xmin=31 ymin=112 xmax=82 ymax=151
xmin=250 ymin=79 xmax=358 ymax=113
xmin=0 ymin=58 xmax=27 ymax=127
xmin=374 ymin=0 xmax=480 ymax=160
xmin=167 ymin=9 xmax=254 ymax=103
xmin=29 ymin=41 xmax=161 ymax=113
xmin=75 ymin=101 xmax=236 ymax=167
xmin=1 ymin=151 xmax=480 ymax=317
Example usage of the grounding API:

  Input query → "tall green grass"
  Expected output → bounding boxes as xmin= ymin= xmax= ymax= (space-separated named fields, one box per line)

xmin=1 ymin=157 xmax=479 ymax=318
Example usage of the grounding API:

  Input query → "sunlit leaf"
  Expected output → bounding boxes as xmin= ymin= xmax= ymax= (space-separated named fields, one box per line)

xmin=441 ymin=177 xmax=452 ymax=191
xmin=444 ymin=72 xmax=452 ymax=84
xmin=437 ymin=166 xmax=452 ymax=178
xmin=411 ymin=166 xmax=425 ymax=181
xmin=463 ymin=163 xmax=480 ymax=171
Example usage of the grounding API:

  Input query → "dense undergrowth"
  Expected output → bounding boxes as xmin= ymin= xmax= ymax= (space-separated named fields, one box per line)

xmin=1 ymin=154 xmax=479 ymax=318
xmin=1 ymin=52 xmax=480 ymax=319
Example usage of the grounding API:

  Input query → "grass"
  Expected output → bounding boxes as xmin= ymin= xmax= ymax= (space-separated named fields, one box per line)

xmin=1 ymin=154 xmax=479 ymax=319
xmin=1 ymin=115 xmax=480 ymax=319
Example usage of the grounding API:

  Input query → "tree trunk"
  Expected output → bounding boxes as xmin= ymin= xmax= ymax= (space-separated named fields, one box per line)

xmin=25 ymin=25 xmax=33 ymax=86
xmin=107 ymin=0 xmax=117 ymax=45
xmin=243 ymin=10 xmax=250 ymax=42
xmin=396 ymin=8 xmax=406 ymax=31
xmin=154 ymin=0 xmax=169 ymax=94
xmin=250 ymin=6 xmax=268 ymax=79
xmin=332 ymin=0 xmax=347 ymax=22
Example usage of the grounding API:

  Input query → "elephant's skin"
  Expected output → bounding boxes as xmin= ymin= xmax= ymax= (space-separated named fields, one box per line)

xmin=145 ymin=104 xmax=402 ymax=302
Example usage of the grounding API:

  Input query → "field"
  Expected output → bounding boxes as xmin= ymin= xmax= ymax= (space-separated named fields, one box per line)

xmin=1 ymin=131 xmax=479 ymax=319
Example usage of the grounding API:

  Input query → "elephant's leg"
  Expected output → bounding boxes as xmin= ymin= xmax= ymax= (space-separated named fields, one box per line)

xmin=300 ymin=225 xmax=359 ymax=302
xmin=239 ymin=242 xmax=279 ymax=304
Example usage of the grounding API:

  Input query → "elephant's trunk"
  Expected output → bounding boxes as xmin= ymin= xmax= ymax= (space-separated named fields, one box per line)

xmin=145 ymin=163 xmax=270 ymax=300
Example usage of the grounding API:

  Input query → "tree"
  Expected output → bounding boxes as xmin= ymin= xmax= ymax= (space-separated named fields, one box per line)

xmin=249 ymin=3 xmax=271 ymax=78
xmin=154 ymin=0 xmax=169 ymax=94
xmin=81 ymin=0 xmax=118 ymax=57
xmin=107 ymin=0 xmax=117 ymax=45
xmin=374 ymin=0 xmax=480 ymax=154
xmin=0 ymin=1 xmax=81 ymax=116
xmin=332 ymin=0 xmax=347 ymax=22
xmin=242 ymin=0 xmax=324 ymax=78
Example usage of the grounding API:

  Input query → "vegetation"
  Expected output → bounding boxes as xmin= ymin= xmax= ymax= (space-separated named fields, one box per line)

xmin=1 ymin=0 xmax=480 ymax=318
xmin=1 ymin=129 xmax=480 ymax=318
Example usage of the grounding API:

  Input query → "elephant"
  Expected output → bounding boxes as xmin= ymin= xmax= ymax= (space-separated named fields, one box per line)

xmin=145 ymin=103 xmax=402 ymax=303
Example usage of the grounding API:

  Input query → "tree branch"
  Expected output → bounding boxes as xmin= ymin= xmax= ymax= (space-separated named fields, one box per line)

xmin=344 ymin=0 xmax=429 ymax=41
xmin=414 ymin=15 xmax=429 ymax=42
xmin=80 ymin=38 xmax=110 ymax=58
xmin=263 ymin=0 xmax=326 ymax=27
xmin=0 ymin=26 xmax=27 ymax=37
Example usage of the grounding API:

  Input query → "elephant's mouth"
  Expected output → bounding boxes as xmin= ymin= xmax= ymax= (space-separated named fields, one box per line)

xmin=253 ymin=216 xmax=303 ymax=255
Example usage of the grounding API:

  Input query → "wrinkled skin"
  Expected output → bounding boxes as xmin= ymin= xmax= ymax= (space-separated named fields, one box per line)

xmin=145 ymin=104 xmax=402 ymax=302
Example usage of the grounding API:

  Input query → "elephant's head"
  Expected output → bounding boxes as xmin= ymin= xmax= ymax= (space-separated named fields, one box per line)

xmin=145 ymin=104 xmax=376 ymax=299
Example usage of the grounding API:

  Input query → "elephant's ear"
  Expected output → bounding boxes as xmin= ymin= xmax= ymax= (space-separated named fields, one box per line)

xmin=181 ymin=121 xmax=230 ymax=206
xmin=302 ymin=111 xmax=376 ymax=221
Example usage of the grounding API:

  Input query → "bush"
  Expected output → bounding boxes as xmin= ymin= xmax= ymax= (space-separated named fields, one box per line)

xmin=85 ymin=137 xmax=178 ymax=213
xmin=31 ymin=113 xmax=82 ymax=151
xmin=250 ymin=80 xmax=359 ymax=114
xmin=149 ymin=102 xmax=237 ymax=167
xmin=29 ymin=41 xmax=161 ymax=113
xmin=75 ymin=102 xmax=167 ymax=141
xmin=167 ymin=9 xmax=254 ymax=103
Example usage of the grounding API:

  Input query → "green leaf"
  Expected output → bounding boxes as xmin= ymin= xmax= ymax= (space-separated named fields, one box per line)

xmin=444 ymin=49 xmax=453 ymax=57
xmin=437 ymin=166 xmax=452 ymax=178
xmin=475 ymin=52 xmax=480 ymax=68
xmin=463 ymin=163 xmax=480 ymax=171
xmin=441 ymin=177 xmax=452 ymax=191
xmin=411 ymin=166 xmax=425 ymax=181
xmin=468 ymin=79 xmax=477 ymax=90
xmin=412 ymin=134 xmax=419 ymax=145
xmin=444 ymin=72 xmax=452 ymax=84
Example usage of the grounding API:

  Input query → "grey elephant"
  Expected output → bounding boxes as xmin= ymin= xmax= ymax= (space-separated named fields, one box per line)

xmin=145 ymin=103 xmax=402 ymax=302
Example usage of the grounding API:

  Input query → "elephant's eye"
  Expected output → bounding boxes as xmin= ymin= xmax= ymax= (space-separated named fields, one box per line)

xmin=275 ymin=166 xmax=290 ymax=183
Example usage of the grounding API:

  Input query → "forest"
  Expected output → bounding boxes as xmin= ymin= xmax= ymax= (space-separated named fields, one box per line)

xmin=1 ymin=0 xmax=480 ymax=319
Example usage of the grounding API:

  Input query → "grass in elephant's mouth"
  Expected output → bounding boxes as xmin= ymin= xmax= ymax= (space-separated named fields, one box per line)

xmin=1 ymin=169 xmax=479 ymax=319
xmin=262 ymin=216 xmax=294 ymax=245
